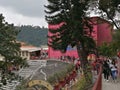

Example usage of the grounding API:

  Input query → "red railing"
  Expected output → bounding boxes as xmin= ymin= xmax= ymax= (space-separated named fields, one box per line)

xmin=92 ymin=65 xmax=102 ymax=90
xmin=53 ymin=70 xmax=77 ymax=90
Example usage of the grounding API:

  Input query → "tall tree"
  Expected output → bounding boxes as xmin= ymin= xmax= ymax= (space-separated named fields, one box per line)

xmin=87 ymin=0 xmax=120 ymax=29
xmin=45 ymin=0 xmax=96 ymax=84
xmin=0 ymin=14 xmax=24 ymax=72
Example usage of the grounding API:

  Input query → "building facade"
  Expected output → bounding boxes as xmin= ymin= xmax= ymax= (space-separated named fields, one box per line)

xmin=48 ymin=17 xmax=113 ymax=59
xmin=19 ymin=42 xmax=41 ymax=60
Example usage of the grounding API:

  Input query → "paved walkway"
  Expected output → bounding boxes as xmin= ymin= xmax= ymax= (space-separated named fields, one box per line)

xmin=102 ymin=57 xmax=120 ymax=90
xmin=102 ymin=76 xmax=120 ymax=90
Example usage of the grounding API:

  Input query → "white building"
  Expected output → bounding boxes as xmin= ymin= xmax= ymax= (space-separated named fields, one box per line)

xmin=0 ymin=42 xmax=48 ymax=61
xmin=19 ymin=42 xmax=41 ymax=60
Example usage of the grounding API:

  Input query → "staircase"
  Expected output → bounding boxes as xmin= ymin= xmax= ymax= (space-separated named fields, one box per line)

xmin=18 ymin=60 xmax=47 ymax=79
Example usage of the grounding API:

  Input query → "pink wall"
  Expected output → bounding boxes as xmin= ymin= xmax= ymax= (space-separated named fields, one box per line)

xmin=97 ymin=21 xmax=112 ymax=46
xmin=90 ymin=17 xmax=113 ymax=46
xmin=91 ymin=24 xmax=98 ymax=44
xmin=48 ymin=17 xmax=113 ymax=59
xmin=48 ymin=23 xmax=78 ymax=58
xmin=48 ymin=47 xmax=78 ymax=59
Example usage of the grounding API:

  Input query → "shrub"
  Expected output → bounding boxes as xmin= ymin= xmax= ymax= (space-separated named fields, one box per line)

xmin=47 ymin=64 xmax=74 ymax=85
xmin=71 ymin=76 xmax=86 ymax=90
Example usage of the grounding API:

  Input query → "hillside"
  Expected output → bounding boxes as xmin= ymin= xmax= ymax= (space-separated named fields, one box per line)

xmin=16 ymin=25 xmax=48 ymax=46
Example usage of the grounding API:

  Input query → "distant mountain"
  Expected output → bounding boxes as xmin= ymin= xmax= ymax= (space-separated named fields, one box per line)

xmin=16 ymin=25 xmax=48 ymax=46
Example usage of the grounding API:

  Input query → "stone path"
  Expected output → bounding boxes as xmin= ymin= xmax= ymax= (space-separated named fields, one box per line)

xmin=18 ymin=60 xmax=47 ymax=79
xmin=102 ymin=77 xmax=120 ymax=90
xmin=102 ymin=57 xmax=120 ymax=90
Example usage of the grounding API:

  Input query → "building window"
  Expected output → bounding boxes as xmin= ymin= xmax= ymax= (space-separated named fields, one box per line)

xmin=22 ymin=51 xmax=24 ymax=56
xmin=26 ymin=51 xmax=28 ymax=56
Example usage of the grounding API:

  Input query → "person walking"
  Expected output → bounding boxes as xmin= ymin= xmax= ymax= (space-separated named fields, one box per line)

xmin=110 ymin=62 xmax=118 ymax=82
xmin=103 ymin=61 xmax=111 ymax=82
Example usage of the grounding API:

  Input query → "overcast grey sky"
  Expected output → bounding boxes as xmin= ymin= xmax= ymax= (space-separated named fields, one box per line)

xmin=0 ymin=0 xmax=48 ymax=27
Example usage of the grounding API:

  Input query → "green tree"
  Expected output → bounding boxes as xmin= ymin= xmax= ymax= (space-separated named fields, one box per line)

xmin=111 ymin=30 xmax=120 ymax=54
xmin=113 ymin=30 xmax=120 ymax=45
xmin=98 ymin=29 xmax=120 ymax=57
xmin=99 ymin=0 xmax=120 ymax=29
xmin=0 ymin=14 xmax=25 ymax=73
xmin=87 ymin=0 xmax=120 ymax=29
xmin=45 ymin=0 xmax=96 ymax=84
xmin=98 ymin=43 xmax=111 ymax=56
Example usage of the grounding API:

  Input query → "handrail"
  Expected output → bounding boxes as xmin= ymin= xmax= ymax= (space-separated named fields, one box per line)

xmin=92 ymin=65 xmax=102 ymax=90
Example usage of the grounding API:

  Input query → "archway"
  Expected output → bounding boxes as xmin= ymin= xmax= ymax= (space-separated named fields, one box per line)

xmin=28 ymin=80 xmax=53 ymax=90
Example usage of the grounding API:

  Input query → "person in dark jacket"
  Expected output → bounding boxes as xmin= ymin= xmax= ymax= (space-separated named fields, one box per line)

xmin=103 ymin=61 xmax=111 ymax=81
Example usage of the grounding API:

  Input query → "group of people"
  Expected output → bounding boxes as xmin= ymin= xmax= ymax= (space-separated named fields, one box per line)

xmin=103 ymin=57 xmax=118 ymax=82
xmin=60 ymin=54 xmax=119 ymax=83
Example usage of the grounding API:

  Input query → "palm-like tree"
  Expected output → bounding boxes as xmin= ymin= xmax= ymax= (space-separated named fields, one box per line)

xmin=45 ymin=0 xmax=96 ymax=84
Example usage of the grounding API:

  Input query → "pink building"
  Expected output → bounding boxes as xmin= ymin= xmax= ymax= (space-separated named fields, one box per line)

xmin=48 ymin=17 xmax=113 ymax=59
xmin=90 ymin=17 xmax=113 ymax=46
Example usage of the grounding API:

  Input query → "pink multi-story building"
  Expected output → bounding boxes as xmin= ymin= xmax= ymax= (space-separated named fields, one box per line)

xmin=48 ymin=17 xmax=113 ymax=59
xmin=90 ymin=17 xmax=113 ymax=46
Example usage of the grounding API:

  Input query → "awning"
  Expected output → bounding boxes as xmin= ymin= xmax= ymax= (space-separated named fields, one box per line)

xmin=28 ymin=49 xmax=41 ymax=52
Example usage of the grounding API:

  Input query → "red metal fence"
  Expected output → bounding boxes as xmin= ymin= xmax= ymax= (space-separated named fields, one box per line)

xmin=92 ymin=65 xmax=102 ymax=90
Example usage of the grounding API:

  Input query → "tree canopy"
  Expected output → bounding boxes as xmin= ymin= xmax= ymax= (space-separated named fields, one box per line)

xmin=45 ymin=0 xmax=96 ymax=84
xmin=45 ymin=0 xmax=120 ymax=85
xmin=45 ymin=0 xmax=96 ymax=53
xmin=16 ymin=25 xmax=48 ymax=46
xmin=87 ymin=0 xmax=120 ymax=29
xmin=0 ymin=14 xmax=25 ymax=71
